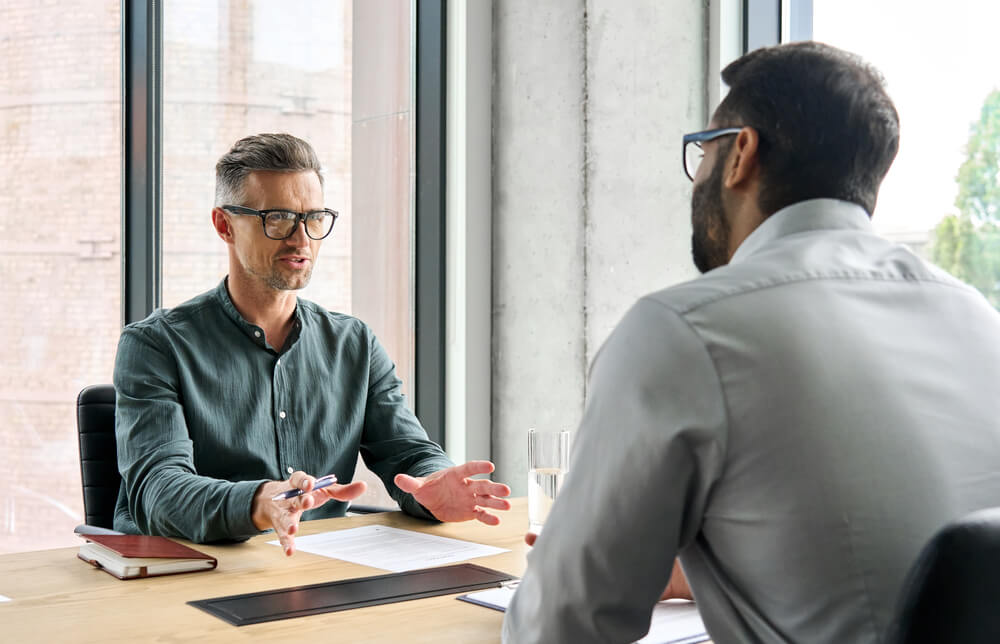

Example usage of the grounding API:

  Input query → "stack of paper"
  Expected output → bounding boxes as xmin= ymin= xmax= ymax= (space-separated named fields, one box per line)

xmin=269 ymin=525 xmax=508 ymax=571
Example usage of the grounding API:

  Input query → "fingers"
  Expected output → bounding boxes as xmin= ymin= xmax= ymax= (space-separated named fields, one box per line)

xmin=468 ymin=479 xmax=511 ymax=498
xmin=452 ymin=460 xmax=495 ymax=478
xmin=394 ymin=473 xmax=422 ymax=493
xmin=473 ymin=507 xmax=501 ymax=526
xmin=272 ymin=511 xmax=301 ymax=557
xmin=319 ymin=480 xmax=367 ymax=502
xmin=288 ymin=470 xmax=316 ymax=493
xmin=473 ymin=495 xmax=511 ymax=511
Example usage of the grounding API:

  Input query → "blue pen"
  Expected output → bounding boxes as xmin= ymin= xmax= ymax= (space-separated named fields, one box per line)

xmin=271 ymin=474 xmax=338 ymax=501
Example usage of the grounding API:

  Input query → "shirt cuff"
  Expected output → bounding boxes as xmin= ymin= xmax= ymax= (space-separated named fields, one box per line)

xmin=401 ymin=495 xmax=440 ymax=521
xmin=227 ymin=479 xmax=271 ymax=538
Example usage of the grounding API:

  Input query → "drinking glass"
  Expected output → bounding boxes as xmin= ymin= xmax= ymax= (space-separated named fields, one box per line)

xmin=527 ymin=428 xmax=570 ymax=534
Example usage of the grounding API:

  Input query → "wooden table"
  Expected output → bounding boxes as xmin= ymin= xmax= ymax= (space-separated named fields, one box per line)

xmin=0 ymin=498 xmax=531 ymax=643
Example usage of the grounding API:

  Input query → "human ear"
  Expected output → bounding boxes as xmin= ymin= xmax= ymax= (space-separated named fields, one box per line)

xmin=723 ymin=127 xmax=760 ymax=189
xmin=211 ymin=208 xmax=234 ymax=244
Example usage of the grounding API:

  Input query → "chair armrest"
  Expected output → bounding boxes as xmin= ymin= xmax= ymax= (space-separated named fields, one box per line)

xmin=74 ymin=523 xmax=125 ymax=536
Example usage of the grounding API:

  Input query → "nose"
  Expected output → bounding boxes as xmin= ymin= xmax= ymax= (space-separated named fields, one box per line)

xmin=284 ymin=218 xmax=310 ymax=246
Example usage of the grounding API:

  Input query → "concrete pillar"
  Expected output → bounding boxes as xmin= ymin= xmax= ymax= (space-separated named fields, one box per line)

xmin=492 ymin=0 xmax=708 ymax=493
xmin=492 ymin=0 xmax=589 ymax=492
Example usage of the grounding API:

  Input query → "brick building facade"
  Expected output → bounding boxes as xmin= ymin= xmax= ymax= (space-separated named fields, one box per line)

xmin=0 ymin=0 xmax=373 ymax=553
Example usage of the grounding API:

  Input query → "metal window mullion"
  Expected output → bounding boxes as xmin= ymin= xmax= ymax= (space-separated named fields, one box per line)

xmin=743 ymin=0 xmax=780 ymax=52
xmin=415 ymin=0 xmax=447 ymax=448
xmin=122 ymin=0 xmax=162 ymax=326
xmin=788 ymin=0 xmax=813 ymax=42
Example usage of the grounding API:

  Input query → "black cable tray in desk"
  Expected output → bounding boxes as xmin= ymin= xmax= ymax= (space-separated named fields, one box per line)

xmin=188 ymin=563 xmax=518 ymax=626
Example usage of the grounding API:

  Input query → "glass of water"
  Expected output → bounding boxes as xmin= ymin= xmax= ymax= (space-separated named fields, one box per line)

xmin=528 ymin=428 xmax=570 ymax=535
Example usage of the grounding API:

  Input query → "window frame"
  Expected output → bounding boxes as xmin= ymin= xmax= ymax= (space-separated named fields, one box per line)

xmin=744 ymin=0 xmax=813 ymax=51
xmin=120 ymin=0 xmax=448 ymax=446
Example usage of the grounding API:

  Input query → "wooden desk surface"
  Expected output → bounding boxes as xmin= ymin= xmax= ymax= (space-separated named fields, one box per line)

xmin=0 ymin=498 xmax=531 ymax=643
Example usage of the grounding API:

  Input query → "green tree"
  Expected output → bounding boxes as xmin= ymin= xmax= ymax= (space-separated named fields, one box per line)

xmin=931 ymin=89 xmax=1000 ymax=308
xmin=955 ymin=90 xmax=1000 ymax=224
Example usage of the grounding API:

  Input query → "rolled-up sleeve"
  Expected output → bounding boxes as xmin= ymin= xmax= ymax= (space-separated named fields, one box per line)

xmin=503 ymin=298 xmax=728 ymax=643
xmin=114 ymin=325 xmax=266 ymax=542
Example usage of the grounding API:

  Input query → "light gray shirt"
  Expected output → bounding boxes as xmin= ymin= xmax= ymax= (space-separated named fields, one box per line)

xmin=503 ymin=199 xmax=1000 ymax=643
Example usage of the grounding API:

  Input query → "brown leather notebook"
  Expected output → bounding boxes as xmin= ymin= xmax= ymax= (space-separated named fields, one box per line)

xmin=78 ymin=533 xmax=217 ymax=580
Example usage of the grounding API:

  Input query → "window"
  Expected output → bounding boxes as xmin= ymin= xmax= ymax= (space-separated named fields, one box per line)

xmin=813 ymin=0 xmax=1000 ymax=307
xmin=0 ymin=0 xmax=430 ymax=553
xmin=0 ymin=1 xmax=122 ymax=553
xmin=160 ymin=0 xmax=417 ymax=511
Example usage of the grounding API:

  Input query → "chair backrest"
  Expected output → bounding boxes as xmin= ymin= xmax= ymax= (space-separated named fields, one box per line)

xmin=76 ymin=384 xmax=120 ymax=529
xmin=887 ymin=507 xmax=1000 ymax=644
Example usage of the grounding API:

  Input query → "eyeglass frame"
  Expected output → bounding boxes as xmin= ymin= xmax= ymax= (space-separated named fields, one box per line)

xmin=682 ymin=127 xmax=743 ymax=181
xmin=221 ymin=204 xmax=340 ymax=240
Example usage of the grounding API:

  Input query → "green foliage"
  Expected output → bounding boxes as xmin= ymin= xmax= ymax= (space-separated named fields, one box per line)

xmin=955 ymin=90 xmax=1000 ymax=224
xmin=931 ymin=89 xmax=1000 ymax=309
xmin=931 ymin=215 xmax=1000 ymax=307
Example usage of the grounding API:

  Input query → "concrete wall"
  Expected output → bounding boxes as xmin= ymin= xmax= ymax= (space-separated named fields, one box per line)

xmin=492 ymin=0 xmax=709 ymax=492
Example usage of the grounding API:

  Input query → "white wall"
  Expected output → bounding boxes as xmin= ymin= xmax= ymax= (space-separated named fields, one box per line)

xmin=491 ymin=0 xmax=709 ymax=492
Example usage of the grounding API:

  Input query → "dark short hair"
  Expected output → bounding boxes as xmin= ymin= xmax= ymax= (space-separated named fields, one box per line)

xmin=215 ymin=133 xmax=323 ymax=206
xmin=714 ymin=41 xmax=899 ymax=216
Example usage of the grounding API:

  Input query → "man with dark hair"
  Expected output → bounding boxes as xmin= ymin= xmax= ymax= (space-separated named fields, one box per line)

xmin=114 ymin=133 xmax=510 ymax=552
xmin=504 ymin=42 xmax=1000 ymax=643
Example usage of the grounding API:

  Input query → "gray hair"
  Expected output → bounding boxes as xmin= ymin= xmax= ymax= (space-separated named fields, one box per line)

xmin=214 ymin=133 xmax=324 ymax=206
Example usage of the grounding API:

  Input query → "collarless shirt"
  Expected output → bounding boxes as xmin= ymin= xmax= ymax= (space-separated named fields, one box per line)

xmin=113 ymin=279 xmax=452 ymax=542
xmin=504 ymin=199 xmax=1000 ymax=644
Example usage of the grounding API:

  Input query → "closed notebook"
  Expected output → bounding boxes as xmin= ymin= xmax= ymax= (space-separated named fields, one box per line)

xmin=77 ymin=533 xmax=217 ymax=580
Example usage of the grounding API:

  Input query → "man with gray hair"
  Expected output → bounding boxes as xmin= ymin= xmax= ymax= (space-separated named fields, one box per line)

xmin=114 ymin=133 xmax=510 ymax=552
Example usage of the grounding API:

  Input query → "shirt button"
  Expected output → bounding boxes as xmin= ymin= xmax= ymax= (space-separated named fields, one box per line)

xmin=287 ymin=466 xmax=294 ymax=474
xmin=276 ymin=359 xmax=281 ymax=366
xmin=254 ymin=330 xmax=262 ymax=338
xmin=279 ymin=411 xmax=287 ymax=419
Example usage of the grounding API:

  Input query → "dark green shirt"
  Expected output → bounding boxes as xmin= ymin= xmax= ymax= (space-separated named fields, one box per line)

xmin=113 ymin=279 xmax=453 ymax=542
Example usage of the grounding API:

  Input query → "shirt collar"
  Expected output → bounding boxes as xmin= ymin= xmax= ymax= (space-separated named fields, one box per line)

xmin=214 ymin=277 xmax=303 ymax=352
xmin=730 ymin=198 xmax=874 ymax=265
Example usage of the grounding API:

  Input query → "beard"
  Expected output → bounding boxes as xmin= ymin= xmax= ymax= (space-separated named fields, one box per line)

xmin=265 ymin=268 xmax=313 ymax=291
xmin=690 ymin=157 xmax=730 ymax=274
xmin=264 ymin=261 xmax=314 ymax=291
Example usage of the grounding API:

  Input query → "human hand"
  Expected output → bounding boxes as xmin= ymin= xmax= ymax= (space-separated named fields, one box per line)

xmin=659 ymin=558 xmax=694 ymax=601
xmin=252 ymin=471 xmax=366 ymax=556
xmin=394 ymin=461 xmax=512 ymax=525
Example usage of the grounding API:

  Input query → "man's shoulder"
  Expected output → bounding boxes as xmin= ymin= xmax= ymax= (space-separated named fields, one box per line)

xmin=296 ymin=298 xmax=369 ymax=336
xmin=123 ymin=287 xmax=220 ymax=336
xmin=639 ymin=270 xmax=755 ymax=319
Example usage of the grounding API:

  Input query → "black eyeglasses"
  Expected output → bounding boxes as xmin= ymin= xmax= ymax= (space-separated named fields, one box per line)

xmin=682 ymin=128 xmax=742 ymax=181
xmin=222 ymin=204 xmax=339 ymax=240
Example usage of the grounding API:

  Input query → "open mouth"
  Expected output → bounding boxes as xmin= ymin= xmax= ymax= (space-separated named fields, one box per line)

xmin=280 ymin=257 xmax=309 ymax=267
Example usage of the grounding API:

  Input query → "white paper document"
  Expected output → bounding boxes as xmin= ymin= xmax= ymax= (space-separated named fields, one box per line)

xmin=457 ymin=589 xmax=708 ymax=644
xmin=637 ymin=600 xmax=709 ymax=644
xmin=269 ymin=525 xmax=509 ymax=572
xmin=0 ymin=594 xmax=10 ymax=603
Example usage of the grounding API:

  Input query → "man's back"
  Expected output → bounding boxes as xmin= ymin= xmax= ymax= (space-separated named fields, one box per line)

xmin=504 ymin=199 xmax=1000 ymax=643
xmin=673 ymin=201 xmax=1000 ymax=642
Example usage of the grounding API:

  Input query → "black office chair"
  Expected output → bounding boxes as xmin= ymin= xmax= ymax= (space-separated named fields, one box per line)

xmin=887 ymin=507 xmax=1000 ymax=644
xmin=76 ymin=384 xmax=120 ymax=530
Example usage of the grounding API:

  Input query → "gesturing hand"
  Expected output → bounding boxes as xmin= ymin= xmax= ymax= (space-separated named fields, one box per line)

xmin=252 ymin=471 xmax=367 ymax=556
xmin=394 ymin=460 xmax=512 ymax=525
